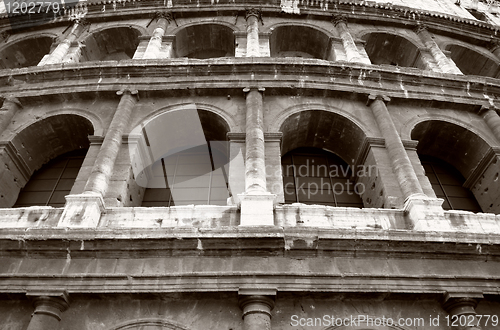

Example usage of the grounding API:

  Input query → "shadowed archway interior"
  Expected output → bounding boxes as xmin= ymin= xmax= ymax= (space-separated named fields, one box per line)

xmin=363 ymin=33 xmax=426 ymax=69
xmin=270 ymin=25 xmax=330 ymax=59
xmin=81 ymin=27 xmax=141 ymax=61
xmin=0 ymin=36 xmax=54 ymax=68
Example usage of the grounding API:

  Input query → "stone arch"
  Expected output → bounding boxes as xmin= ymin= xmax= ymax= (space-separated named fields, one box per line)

xmin=270 ymin=24 xmax=331 ymax=59
xmin=444 ymin=42 xmax=500 ymax=78
xmin=361 ymin=32 xmax=427 ymax=69
xmin=0 ymin=114 xmax=93 ymax=207
xmin=270 ymin=103 xmax=374 ymax=138
xmin=108 ymin=318 xmax=189 ymax=330
xmin=0 ymin=34 xmax=56 ymax=68
xmin=280 ymin=109 xmax=367 ymax=165
xmin=410 ymin=119 xmax=498 ymax=213
xmin=411 ymin=120 xmax=490 ymax=180
xmin=80 ymin=25 xmax=143 ymax=62
xmin=174 ymin=23 xmax=235 ymax=58
xmin=400 ymin=114 xmax=498 ymax=148
xmin=8 ymin=108 xmax=104 ymax=138
xmin=129 ymin=104 xmax=232 ymax=206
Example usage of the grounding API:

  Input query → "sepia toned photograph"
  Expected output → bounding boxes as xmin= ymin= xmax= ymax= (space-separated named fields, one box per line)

xmin=0 ymin=0 xmax=499 ymax=329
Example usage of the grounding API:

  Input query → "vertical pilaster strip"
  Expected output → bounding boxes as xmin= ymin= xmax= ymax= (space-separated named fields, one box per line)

xmin=246 ymin=9 xmax=261 ymax=57
xmin=41 ymin=19 xmax=87 ymax=65
xmin=26 ymin=292 xmax=69 ymax=330
xmin=482 ymin=107 xmax=500 ymax=142
xmin=332 ymin=15 xmax=366 ymax=63
xmin=238 ymin=88 xmax=275 ymax=226
xmin=143 ymin=12 xmax=171 ymax=59
xmin=415 ymin=25 xmax=462 ymax=74
xmin=0 ymin=97 xmax=21 ymax=134
xmin=367 ymin=95 xmax=425 ymax=200
xmin=84 ymin=89 xmax=138 ymax=197
xmin=244 ymin=87 xmax=267 ymax=193
xmin=239 ymin=294 xmax=275 ymax=330
xmin=62 ymin=41 xmax=84 ymax=63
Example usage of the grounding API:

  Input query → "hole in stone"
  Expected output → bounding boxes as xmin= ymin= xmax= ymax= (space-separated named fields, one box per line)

xmin=129 ymin=195 xmax=133 ymax=202
xmin=484 ymin=187 xmax=489 ymax=192
xmin=371 ymin=182 xmax=376 ymax=190
xmin=490 ymin=204 xmax=494 ymax=208
xmin=495 ymin=173 xmax=499 ymax=182
xmin=379 ymin=189 xmax=383 ymax=196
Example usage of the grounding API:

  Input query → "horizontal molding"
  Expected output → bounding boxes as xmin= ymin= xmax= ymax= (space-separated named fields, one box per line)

xmin=0 ymin=271 xmax=498 ymax=294
xmin=0 ymin=59 xmax=497 ymax=109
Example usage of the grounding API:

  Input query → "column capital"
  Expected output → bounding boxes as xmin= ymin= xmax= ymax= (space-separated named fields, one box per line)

xmin=443 ymin=297 xmax=480 ymax=315
xmin=245 ymin=8 xmax=262 ymax=23
xmin=153 ymin=11 xmax=173 ymax=22
xmin=238 ymin=295 xmax=276 ymax=318
xmin=332 ymin=14 xmax=348 ymax=26
xmin=478 ymin=104 xmax=500 ymax=116
xmin=0 ymin=96 xmax=22 ymax=109
xmin=367 ymin=94 xmax=391 ymax=106
xmin=117 ymin=89 xmax=139 ymax=100
xmin=413 ymin=23 xmax=429 ymax=34
xmin=27 ymin=291 xmax=70 ymax=321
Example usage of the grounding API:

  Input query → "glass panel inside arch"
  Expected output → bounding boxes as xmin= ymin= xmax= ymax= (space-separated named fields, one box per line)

xmin=282 ymin=147 xmax=364 ymax=207
xmin=14 ymin=149 xmax=87 ymax=207
xmin=141 ymin=144 xmax=230 ymax=206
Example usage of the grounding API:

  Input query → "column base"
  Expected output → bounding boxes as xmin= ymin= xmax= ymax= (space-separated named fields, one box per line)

xmin=404 ymin=195 xmax=448 ymax=231
xmin=58 ymin=192 xmax=105 ymax=228
xmin=238 ymin=192 xmax=276 ymax=226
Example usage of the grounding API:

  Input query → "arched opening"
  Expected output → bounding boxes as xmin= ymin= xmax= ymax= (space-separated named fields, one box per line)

xmin=13 ymin=149 xmax=87 ymax=207
xmin=419 ymin=154 xmax=481 ymax=212
xmin=280 ymin=110 xmax=367 ymax=207
xmin=270 ymin=25 xmax=330 ymax=59
xmin=446 ymin=44 xmax=500 ymax=78
xmin=0 ymin=36 xmax=54 ymax=69
xmin=282 ymin=147 xmax=364 ymax=207
xmin=81 ymin=27 xmax=141 ymax=62
xmin=3 ymin=114 xmax=93 ymax=207
xmin=136 ymin=108 xmax=231 ymax=206
xmin=175 ymin=24 xmax=235 ymax=59
xmin=362 ymin=33 xmax=426 ymax=69
xmin=411 ymin=120 xmax=490 ymax=212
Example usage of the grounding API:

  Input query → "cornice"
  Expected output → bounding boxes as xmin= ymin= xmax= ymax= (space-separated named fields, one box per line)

xmin=0 ymin=58 xmax=499 ymax=109
xmin=1 ymin=0 xmax=499 ymax=44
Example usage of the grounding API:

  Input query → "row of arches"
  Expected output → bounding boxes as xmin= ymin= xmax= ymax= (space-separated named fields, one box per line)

xmin=5 ymin=105 xmax=498 ymax=214
xmin=2 ymin=23 xmax=500 ymax=78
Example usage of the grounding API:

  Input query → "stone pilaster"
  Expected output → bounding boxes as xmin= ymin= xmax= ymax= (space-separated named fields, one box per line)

xmin=367 ymin=95 xmax=446 ymax=229
xmin=0 ymin=97 xmax=22 ymax=134
xmin=40 ymin=19 xmax=87 ymax=66
xmin=26 ymin=291 xmax=69 ymax=330
xmin=481 ymin=107 xmax=500 ymax=143
xmin=62 ymin=41 xmax=84 ymax=63
xmin=59 ymin=89 xmax=138 ymax=227
xmin=415 ymin=25 xmax=462 ymax=74
xmin=332 ymin=15 xmax=368 ymax=64
xmin=245 ymin=9 xmax=261 ymax=57
xmin=238 ymin=87 xmax=275 ymax=226
xmin=239 ymin=290 xmax=276 ymax=330
xmin=143 ymin=12 xmax=172 ymax=59
xmin=443 ymin=293 xmax=483 ymax=330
